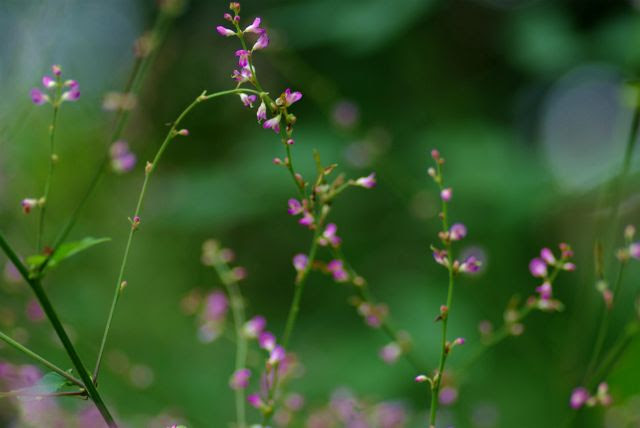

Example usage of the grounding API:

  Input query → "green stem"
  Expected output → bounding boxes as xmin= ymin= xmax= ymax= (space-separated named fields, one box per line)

xmin=589 ymin=321 xmax=639 ymax=387
xmin=0 ymin=232 xmax=116 ymax=427
xmin=210 ymin=259 xmax=247 ymax=428
xmin=0 ymin=329 xmax=83 ymax=388
xmin=36 ymin=78 xmax=61 ymax=252
xmin=92 ymin=88 xmax=260 ymax=381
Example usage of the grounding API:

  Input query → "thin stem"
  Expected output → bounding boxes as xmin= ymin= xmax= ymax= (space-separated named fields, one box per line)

xmin=0 ymin=388 xmax=86 ymax=399
xmin=210 ymin=259 xmax=247 ymax=428
xmin=0 ymin=330 xmax=83 ymax=388
xmin=92 ymin=88 xmax=260 ymax=381
xmin=38 ymin=8 xmax=177 ymax=275
xmin=0 ymin=232 xmax=116 ymax=426
xmin=36 ymin=77 xmax=62 ymax=252
xmin=589 ymin=321 xmax=639 ymax=387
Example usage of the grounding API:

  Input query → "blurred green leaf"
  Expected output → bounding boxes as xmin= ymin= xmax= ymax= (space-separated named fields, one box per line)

xmin=0 ymin=372 xmax=68 ymax=399
xmin=27 ymin=237 xmax=111 ymax=270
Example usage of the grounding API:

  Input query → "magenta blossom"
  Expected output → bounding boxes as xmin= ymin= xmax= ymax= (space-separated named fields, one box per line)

xmin=529 ymin=257 xmax=547 ymax=278
xmin=21 ymin=198 xmax=38 ymax=214
xmin=243 ymin=315 xmax=266 ymax=338
xmin=256 ymin=101 xmax=267 ymax=122
xmin=459 ymin=256 xmax=481 ymax=273
xmin=244 ymin=17 xmax=263 ymax=34
xmin=268 ymin=345 xmax=286 ymax=366
xmin=379 ymin=343 xmax=401 ymax=364
xmin=216 ymin=25 xmax=236 ymax=37
xmin=259 ymin=331 xmax=276 ymax=351
xmin=630 ymin=242 xmax=640 ymax=259
xmin=540 ymin=248 xmax=556 ymax=265
xmin=110 ymin=141 xmax=137 ymax=173
xmin=440 ymin=188 xmax=452 ymax=202
xmin=327 ymin=259 xmax=348 ymax=282
xmin=318 ymin=223 xmax=341 ymax=247
xmin=355 ymin=172 xmax=376 ymax=189
xmin=293 ymin=253 xmax=308 ymax=271
xmin=252 ymin=31 xmax=269 ymax=51
xmin=287 ymin=198 xmax=303 ymax=215
xmin=298 ymin=210 xmax=314 ymax=228
xmin=449 ymin=223 xmax=467 ymax=241
xmin=235 ymin=50 xmax=250 ymax=67
xmin=247 ymin=393 xmax=263 ymax=409
xmin=570 ymin=387 xmax=589 ymax=409
xmin=535 ymin=281 xmax=552 ymax=300
xmin=263 ymin=114 xmax=281 ymax=133
xmin=229 ymin=368 xmax=251 ymax=390
xmin=239 ymin=93 xmax=256 ymax=108
xmin=232 ymin=66 xmax=252 ymax=84
xmin=42 ymin=75 xmax=56 ymax=88
xmin=283 ymin=88 xmax=302 ymax=107
xmin=30 ymin=88 xmax=48 ymax=105
xmin=203 ymin=291 xmax=228 ymax=321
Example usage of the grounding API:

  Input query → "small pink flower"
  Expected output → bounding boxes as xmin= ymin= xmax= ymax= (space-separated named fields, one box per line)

xmin=379 ymin=343 xmax=401 ymax=364
xmin=535 ymin=281 xmax=552 ymax=300
xmin=243 ymin=315 xmax=266 ymax=338
xmin=256 ymin=101 xmax=267 ymax=122
xmin=283 ymin=88 xmax=302 ymax=107
xmin=440 ymin=188 xmax=452 ymax=202
xmin=298 ymin=210 xmax=314 ymax=228
xmin=287 ymin=199 xmax=303 ymax=215
xmin=30 ymin=88 xmax=48 ymax=105
xmin=433 ymin=249 xmax=449 ymax=267
xmin=355 ymin=172 xmax=376 ymax=188
xmin=292 ymin=253 xmax=308 ymax=271
xmin=415 ymin=375 xmax=428 ymax=383
xmin=268 ymin=345 xmax=286 ymax=365
xmin=229 ymin=368 xmax=251 ymax=390
xmin=318 ymin=223 xmax=341 ymax=247
xmin=110 ymin=140 xmax=137 ymax=173
xmin=570 ymin=387 xmax=589 ymax=409
xmin=204 ymin=291 xmax=228 ymax=321
xmin=563 ymin=262 xmax=576 ymax=271
xmin=244 ymin=17 xmax=263 ymax=34
xmin=596 ymin=382 xmax=612 ymax=406
xmin=61 ymin=86 xmax=80 ymax=102
xmin=51 ymin=65 xmax=61 ymax=76
xmin=232 ymin=66 xmax=252 ymax=83
xmin=239 ymin=93 xmax=256 ymax=108
xmin=259 ymin=331 xmax=276 ymax=351
xmin=459 ymin=256 xmax=481 ymax=273
xmin=540 ymin=248 xmax=556 ymax=265
xmin=247 ymin=393 xmax=263 ymax=409
xmin=529 ymin=258 xmax=547 ymax=278
xmin=327 ymin=259 xmax=348 ymax=282
xmin=449 ymin=223 xmax=467 ymax=241
xmin=439 ymin=386 xmax=458 ymax=406
xmin=252 ymin=31 xmax=269 ymax=50
xmin=235 ymin=49 xmax=251 ymax=67
xmin=42 ymin=76 xmax=56 ymax=88
xmin=263 ymin=114 xmax=281 ymax=133
xmin=216 ymin=25 xmax=236 ymax=37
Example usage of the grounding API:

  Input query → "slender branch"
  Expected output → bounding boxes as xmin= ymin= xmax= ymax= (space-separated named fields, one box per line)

xmin=210 ymin=257 xmax=248 ymax=428
xmin=92 ymin=88 xmax=261 ymax=381
xmin=0 ymin=330 xmax=83 ymax=388
xmin=0 ymin=232 xmax=116 ymax=427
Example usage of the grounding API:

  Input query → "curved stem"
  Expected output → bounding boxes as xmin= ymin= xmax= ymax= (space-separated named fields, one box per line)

xmin=92 ymin=88 xmax=260 ymax=381
xmin=0 ymin=329 xmax=83 ymax=388
xmin=0 ymin=232 xmax=116 ymax=427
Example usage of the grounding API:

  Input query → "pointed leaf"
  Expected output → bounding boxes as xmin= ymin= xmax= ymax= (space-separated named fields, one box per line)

xmin=27 ymin=237 xmax=111 ymax=270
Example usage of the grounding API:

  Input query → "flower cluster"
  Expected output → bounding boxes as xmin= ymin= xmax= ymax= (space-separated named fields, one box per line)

xmin=528 ymin=243 xmax=575 ymax=311
xmin=110 ymin=141 xmax=137 ymax=174
xmin=570 ymin=383 xmax=612 ymax=409
xmin=30 ymin=65 xmax=80 ymax=106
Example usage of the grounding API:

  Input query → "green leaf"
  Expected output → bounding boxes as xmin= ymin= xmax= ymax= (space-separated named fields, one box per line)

xmin=0 ymin=372 xmax=68 ymax=399
xmin=27 ymin=237 xmax=111 ymax=270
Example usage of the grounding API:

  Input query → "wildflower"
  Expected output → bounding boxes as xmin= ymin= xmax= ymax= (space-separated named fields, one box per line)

xmin=61 ymin=85 xmax=80 ymax=102
xmin=449 ymin=223 xmax=467 ymax=241
xmin=21 ymin=198 xmax=38 ymax=214
xmin=282 ymin=88 xmax=302 ymax=107
xmin=216 ymin=25 xmax=236 ymax=37
xmin=256 ymin=101 xmax=267 ymax=122
xmin=51 ymin=65 xmax=61 ymax=76
xmin=535 ymin=281 xmax=552 ymax=300
xmin=529 ymin=258 xmax=547 ymax=278
xmin=293 ymin=253 xmax=308 ymax=271
xmin=298 ymin=210 xmax=314 ymax=228
xmin=243 ymin=315 xmax=266 ymax=338
xmin=318 ymin=223 xmax=341 ymax=247
xmin=630 ymin=243 xmax=640 ymax=260
xmin=30 ymin=88 xmax=48 ymax=105
xmin=244 ymin=17 xmax=263 ymax=34
xmin=596 ymin=382 xmax=612 ymax=406
xmin=239 ymin=93 xmax=256 ymax=108
xmin=357 ymin=302 xmax=388 ymax=327
xmin=203 ymin=291 xmax=228 ymax=321
xmin=540 ymin=248 xmax=556 ymax=265
xmin=415 ymin=375 xmax=429 ymax=383
xmin=177 ymin=129 xmax=189 ymax=136
xmin=232 ymin=65 xmax=252 ymax=83
xmin=229 ymin=368 xmax=251 ymax=390
xmin=355 ymin=172 xmax=376 ymax=189
xmin=247 ymin=393 xmax=263 ymax=409
xmin=570 ymin=387 xmax=589 ymax=409
xmin=287 ymin=198 xmax=303 ymax=215
xmin=268 ymin=345 xmax=286 ymax=366
xmin=439 ymin=386 xmax=458 ymax=406
xmin=235 ymin=50 xmax=251 ymax=67
xmin=433 ymin=249 xmax=449 ymax=267
xmin=327 ymin=259 xmax=348 ymax=282
xmin=263 ymin=114 xmax=281 ymax=133
xmin=440 ymin=188 xmax=452 ymax=202
xmin=379 ymin=342 xmax=402 ymax=364
xmin=259 ymin=331 xmax=276 ymax=351
xmin=42 ymin=76 xmax=56 ymax=88
xmin=110 ymin=141 xmax=137 ymax=173
xmin=252 ymin=31 xmax=269 ymax=51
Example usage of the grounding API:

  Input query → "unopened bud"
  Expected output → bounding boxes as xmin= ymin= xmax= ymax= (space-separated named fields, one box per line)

xmin=177 ymin=129 xmax=189 ymax=136
xmin=120 ymin=280 xmax=127 ymax=292
xmin=145 ymin=161 xmax=153 ymax=174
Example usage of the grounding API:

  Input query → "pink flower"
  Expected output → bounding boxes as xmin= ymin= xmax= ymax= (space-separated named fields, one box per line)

xmin=268 ymin=345 xmax=286 ymax=365
xmin=232 ymin=66 xmax=252 ymax=83
xmin=61 ymin=86 xmax=80 ymax=102
xmin=216 ymin=25 xmax=236 ymax=37
xmin=287 ymin=198 xmax=303 ymax=215
xmin=449 ymin=223 xmax=467 ymax=241
xmin=535 ymin=281 xmax=552 ymax=300
xmin=327 ymin=259 xmax=348 ymax=282
xmin=630 ymin=243 xmax=640 ymax=259
xmin=229 ymin=368 xmax=251 ymax=390
xmin=459 ymin=256 xmax=481 ymax=273
xmin=110 ymin=141 xmax=137 ymax=173
xmin=379 ymin=343 xmax=401 ymax=364
xmin=256 ymin=101 xmax=267 ymax=122
xmin=42 ymin=76 xmax=56 ymax=88
xmin=570 ymin=387 xmax=589 ymax=409
xmin=252 ymin=31 xmax=269 ymax=50
xmin=51 ymin=65 xmax=61 ymax=76
xmin=298 ymin=210 xmax=314 ymax=228
xmin=235 ymin=49 xmax=250 ymax=67
xmin=244 ymin=17 xmax=263 ymax=34
xmin=263 ymin=114 xmax=281 ymax=133
xmin=354 ymin=172 xmax=376 ymax=189
xmin=415 ymin=375 xmax=428 ymax=383
xmin=318 ymin=223 xmax=341 ymax=247
xmin=529 ymin=258 xmax=547 ymax=278
xmin=439 ymin=386 xmax=458 ymax=406
xmin=259 ymin=331 xmax=276 ymax=351
xmin=204 ymin=291 xmax=228 ymax=321
xmin=30 ymin=88 xmax=48 ymax=105
xmin=540 ymin=248 xmax=556 ymax=265
xmin=283 ymin=88 xmax=302 ymax=107
xmin=440 ymin=188 xmax=452 ymax=202
xmin=247 ymin=393 xmax=263 ymax=409
xmin=293 ymin=253 xmax=308 ymax=271
xmin=433 ymin=249 xmax=449 ymax=267
xmin=243 ymin=315 xmax=267 ymax=338
xmin=21 ymin=198 xmax=38 ymax=214
xmin=239 ymin=93 xmax=256 ymax=108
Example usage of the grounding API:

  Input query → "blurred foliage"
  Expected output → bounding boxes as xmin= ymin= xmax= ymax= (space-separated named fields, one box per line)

xmin=1 ymin=0 xmax=640 ymax=427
